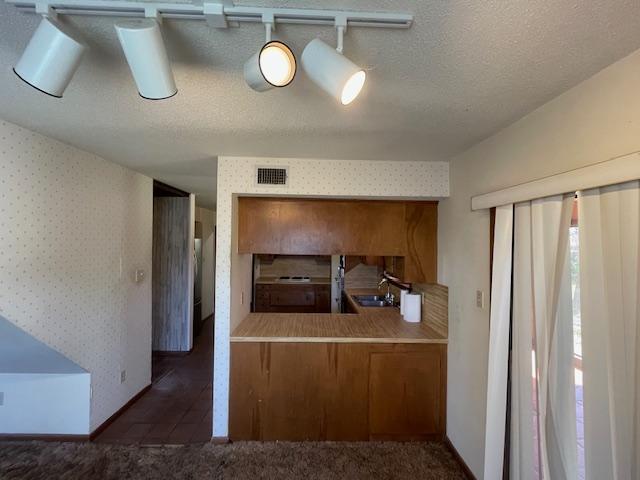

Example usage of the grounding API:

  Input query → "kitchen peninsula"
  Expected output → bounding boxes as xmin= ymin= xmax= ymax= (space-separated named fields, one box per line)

xmin=230 ymin=288 xmax=448 ymax=441
xmin=230 ymin=197 xmax=447 ymax=442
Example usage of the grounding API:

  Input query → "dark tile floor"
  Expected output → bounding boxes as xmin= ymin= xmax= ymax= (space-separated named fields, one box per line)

xmin=95 ymin=316 xmax=213 ymax=445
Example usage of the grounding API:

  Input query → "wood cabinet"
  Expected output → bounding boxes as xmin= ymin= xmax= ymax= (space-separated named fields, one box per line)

xmin=368 ymin=350 xmax=443 ymax=439
xmin=255 ymin=283 xmax=331 ymax=313
xmin=238 ymin=197 xmax=438 ymax=283
xmin=239 ymin=197 xmax=406 ymax=256
xmin=403 ymin=202 xmax=438 ymax=283
xmin=229 ymin=342 xmax=446 ymax=441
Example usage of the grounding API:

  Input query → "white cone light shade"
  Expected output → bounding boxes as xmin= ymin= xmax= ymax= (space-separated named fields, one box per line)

xmin=244 ymin=41 xmax=296 ymax=92
xmin=115 ymin=20 xmax=177 ymax=100
xmin=14 ymin=17 xmax=86 ymax=98
xmin=301 ymin=38 xmax=365 ymax=105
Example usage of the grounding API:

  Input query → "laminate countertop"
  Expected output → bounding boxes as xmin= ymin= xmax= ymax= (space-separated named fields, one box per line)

xmin=231 ymin=289 xmax=447 ymax=344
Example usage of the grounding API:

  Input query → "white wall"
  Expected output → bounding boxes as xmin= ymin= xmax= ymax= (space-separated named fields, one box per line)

xmin=439 ymin=47 xmax=640 ymax=478
xmin=0 ymin=119 xmax=153 ymax=431
xmin=213 ymin=156 xmax=450 ymax=437
xmin=0 ymin=373 xmax=91 ymax=434
xmin=196 ymin=206 xmax=216 ymax=320
xmin=0 ymin=315 xmax=91 ymax=434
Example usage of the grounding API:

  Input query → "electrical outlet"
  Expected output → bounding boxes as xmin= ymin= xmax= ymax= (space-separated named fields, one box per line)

xmin=120 ymin=370 xmax=126 ymax=384
xmin=0 ymin=392 xmax=4 ymax=406
xmin=476 ymin=290 xmax=485 ymax=309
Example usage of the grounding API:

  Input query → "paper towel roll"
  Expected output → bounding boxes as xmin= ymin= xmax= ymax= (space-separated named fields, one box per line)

xmin=400 ymin=290 xmax=407 ymax=316
xmin=403 ymin=293 xmax=421 ymax=323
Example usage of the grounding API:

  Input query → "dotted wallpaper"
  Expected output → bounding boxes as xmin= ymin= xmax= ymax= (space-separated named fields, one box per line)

xmin=0 ymin=119 xmax=153 ymax=432
xmin=213 ymin=156 xmax=450 ymax=436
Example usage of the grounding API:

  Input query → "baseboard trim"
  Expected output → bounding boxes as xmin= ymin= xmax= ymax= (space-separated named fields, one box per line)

xmin=444 ymin=436 xmax=477 ymax=480
xmin=89 ymin=384 xmax=152 ymax=440
xmin=0 ymin=433 xmax=89 ymax=442
xmin=152 ymin=350 xmax=192 ymax=357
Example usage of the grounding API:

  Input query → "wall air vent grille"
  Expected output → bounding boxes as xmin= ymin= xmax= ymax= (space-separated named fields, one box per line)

xmin=256 ymin=167 xmax=288 ymax=186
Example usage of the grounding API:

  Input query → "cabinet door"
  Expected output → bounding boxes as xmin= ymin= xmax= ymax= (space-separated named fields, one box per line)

xmin=368 ymin=348 xmax=445 ymax=439
xmin=253 ymin=284 xmax=268 ymax=312
xmin=229 ymin=342 xmax=370 ymax=441
xmin=238 ymin=197 xmax=406 ymax=255
xmin=403 ymin=202 xmax=438 ymax=283
xmin=314 ymin=286 xmax=331 ymax=312
xmin=270 ymin=289 xmax=315 ymax=307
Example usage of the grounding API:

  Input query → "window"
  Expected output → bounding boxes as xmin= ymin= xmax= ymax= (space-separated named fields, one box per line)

xmin=569 ymin=199 xmax=585 ymax=480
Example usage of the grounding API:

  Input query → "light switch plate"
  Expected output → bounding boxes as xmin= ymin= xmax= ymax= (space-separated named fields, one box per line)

xmin=134 ymin=269 xmax=145 ymax=283
xmin=0 ymin=392 xmax=4 ymax=406
xmin=476 ymin=290 xmax=485 ymax=309
xmin=120 ymin=370 xmax=126 ymax=384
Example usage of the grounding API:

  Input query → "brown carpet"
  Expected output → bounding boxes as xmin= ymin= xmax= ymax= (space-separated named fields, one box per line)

xmin=0 ymin=441 xmax=468 ymax=479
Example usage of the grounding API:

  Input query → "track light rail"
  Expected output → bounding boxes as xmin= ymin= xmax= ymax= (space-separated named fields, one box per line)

xmin=6 ymin=0 xmax=413 ymax=29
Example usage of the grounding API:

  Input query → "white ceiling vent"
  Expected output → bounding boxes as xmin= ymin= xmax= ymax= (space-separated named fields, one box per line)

xmin=256 ymin=166 xmax=288 ymax=186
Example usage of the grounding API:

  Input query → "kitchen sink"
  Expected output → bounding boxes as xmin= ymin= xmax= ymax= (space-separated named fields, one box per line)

xmin=357 ymin=300 xmax=387 ymax=307
xmin=352 ymin=295 xmax=392 ymax=307
xmin=353 ymin=295 xmax=385 ymax=301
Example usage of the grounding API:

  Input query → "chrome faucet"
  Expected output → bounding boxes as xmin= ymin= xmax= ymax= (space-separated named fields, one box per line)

xmin=378 ymin=277 xmax=395 ymax=305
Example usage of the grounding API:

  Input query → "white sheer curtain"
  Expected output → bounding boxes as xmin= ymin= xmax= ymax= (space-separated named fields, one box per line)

xmin=578 ymin=180 xmax=640 ymax=480
xmin=510 ymin=195 xmax=577 ymax=480
xmin=510 ymin=202 xmax=537 ymax=480
xmin=484 ymin=204 xmax=514 ymax=480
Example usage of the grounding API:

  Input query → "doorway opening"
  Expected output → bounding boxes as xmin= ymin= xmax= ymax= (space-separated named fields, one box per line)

xmin=95 ymin=180 xmax=216 ymax=444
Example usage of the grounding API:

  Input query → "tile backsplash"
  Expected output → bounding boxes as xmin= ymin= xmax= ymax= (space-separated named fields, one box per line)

xmin=389 ymin=282 xmax=448 ymax=338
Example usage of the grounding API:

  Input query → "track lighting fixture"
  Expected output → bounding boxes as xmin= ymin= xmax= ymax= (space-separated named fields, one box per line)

xmin=115 ymin=19 xmax=177 ymax=100
xmin=8 ymin=2 xmax=411 ymax=103
xmin=244 ymin=19 xmax=296 ymax=92
xmin=301 ymin=24 xmax=366 ymax=105
xmin=13 ymin=16 xmax=87 ymax=98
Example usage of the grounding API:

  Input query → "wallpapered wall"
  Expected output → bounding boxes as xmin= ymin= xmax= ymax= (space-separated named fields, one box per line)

xmin=0 ymin=119 xmax=153 ymax=431
xmin=213 ymin=156 xmax=450 ymax=437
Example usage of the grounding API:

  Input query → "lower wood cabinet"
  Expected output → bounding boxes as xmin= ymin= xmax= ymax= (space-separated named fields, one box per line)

xmin=229 ymin=342 xmax=447 ymax=441
xmin=254 ymin=284 xmax=331 ymax=313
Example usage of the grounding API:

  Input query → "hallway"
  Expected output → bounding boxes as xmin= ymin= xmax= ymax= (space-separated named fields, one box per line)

xmin=95 ymin=316 xmax=213 ymax=445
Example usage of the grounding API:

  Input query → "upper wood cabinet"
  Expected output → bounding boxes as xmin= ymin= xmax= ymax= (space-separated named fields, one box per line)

xmin=403 ymin=202 xmax=438 ymax=283
xmin=238 ymin=197 xmax=438 ymax=283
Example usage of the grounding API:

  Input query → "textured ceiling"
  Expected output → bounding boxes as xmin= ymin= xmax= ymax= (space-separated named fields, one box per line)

xmin=1 ymin=1 xmax=640 ymax=207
